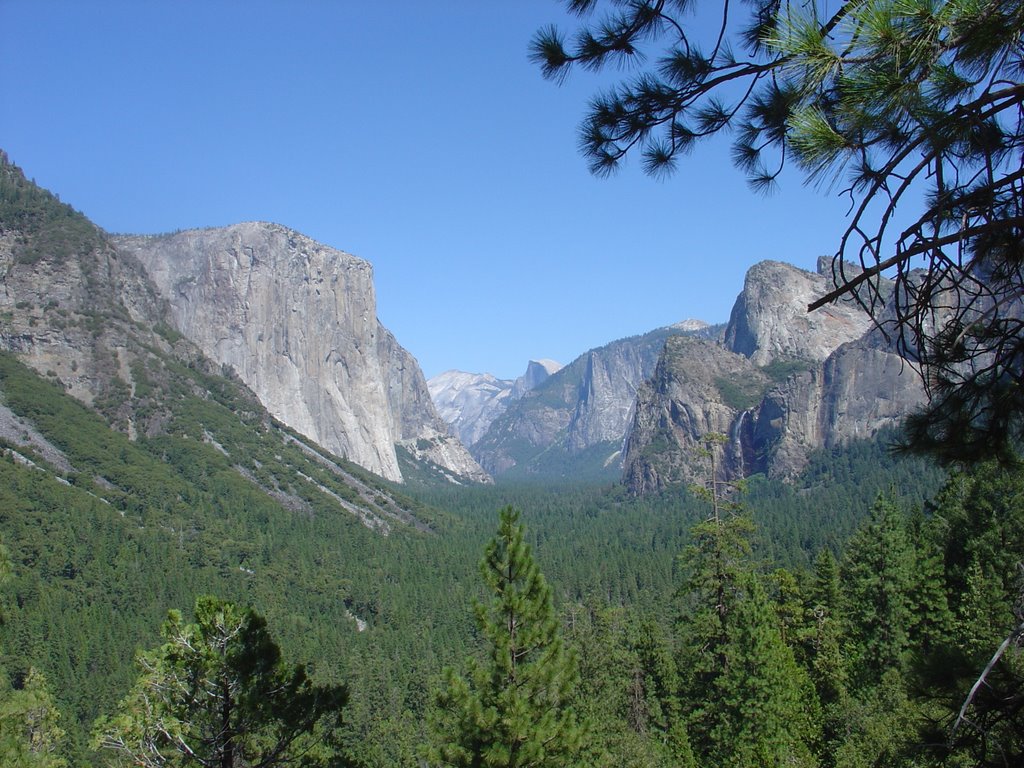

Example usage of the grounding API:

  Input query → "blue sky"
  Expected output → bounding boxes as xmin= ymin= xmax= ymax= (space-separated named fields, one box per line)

xmin=1 ymin=1 xmax=858 ymax=380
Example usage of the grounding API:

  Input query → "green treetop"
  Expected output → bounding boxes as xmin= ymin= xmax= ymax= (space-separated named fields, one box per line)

xmin=430 ymin=506 xmax=586 ymax=768
xmin=0 ymin=668 xmax=68 ymax=768
xmin=92 ymin=596 xmax=350 ymax=768
xmin=675 ymin=438 xmax=818 ymax=765
xmin=840 ymin=498 xmax=916 ymax=688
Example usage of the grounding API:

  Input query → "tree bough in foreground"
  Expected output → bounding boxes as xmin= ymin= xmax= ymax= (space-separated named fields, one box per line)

xmin=532 ymin=0 xmax=1024 ymax=463
xmin=92 ymin=596 xmax=350 ymax=768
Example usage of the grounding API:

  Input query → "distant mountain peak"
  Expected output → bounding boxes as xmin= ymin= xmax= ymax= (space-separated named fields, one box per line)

xmin=669 ymin=319 xmax=710 ymax=333
xmin=428 ymin=358 xmax=563 ymax=448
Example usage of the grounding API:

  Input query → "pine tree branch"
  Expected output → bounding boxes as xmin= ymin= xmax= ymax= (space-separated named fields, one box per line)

xmin=809 ymin=217 xmax=1024 ymax=311
xmin=951 ymin=618 xmax=1024 ymax=741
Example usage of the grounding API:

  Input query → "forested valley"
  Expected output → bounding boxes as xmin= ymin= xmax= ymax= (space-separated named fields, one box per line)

xmin=4 ymin=0 xmax=1024 ymax=749
xmin=2 ymin=340 xmax=1022 ymax=766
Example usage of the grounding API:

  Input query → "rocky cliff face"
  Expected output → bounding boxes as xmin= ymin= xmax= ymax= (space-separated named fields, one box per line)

xmin=428 ymin=359 xmax=562 ymax=448
xmin=724 ymin=260 xmax=873 ymax=364
xmin=470 ymin=326 xmax=698 ymax=479
xmin=116 ymin=223 xmax=487 ymax=484
xmin=751 ymin=328 xmax=925 ymax=477
xmin=0 ymin=161 xmax=175 ymax=440
xmin=622 ymin=336 xmax=768 ymax=492
xmin=621 ymin=261 xmax=926 ymax=493
xmin=378 ymin=327 xmax=492 ymax=484
xmin=511 ymin=359 xmax=562 ymax=399
xmin=0 ymin=156 xmax=442 ymax=535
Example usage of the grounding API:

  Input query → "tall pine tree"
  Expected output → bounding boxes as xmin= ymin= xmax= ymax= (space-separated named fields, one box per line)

xmin=709 ymin=573 xmax=817 ymax=768
xmin=430 ymin=507 xmax=585 ymax=768
xmin=841 ymin=498 xmax=916 ymax=688
xmin=676 ymin=437 xmax=818 ymax=765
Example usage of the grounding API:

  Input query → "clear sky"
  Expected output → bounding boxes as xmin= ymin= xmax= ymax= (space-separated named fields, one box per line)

xmin=1 ymin=1 xmax=859 ymax=380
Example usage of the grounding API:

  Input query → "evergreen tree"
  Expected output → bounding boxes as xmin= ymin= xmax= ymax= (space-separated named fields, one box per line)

xmin=430 ymin=507 xmax=586 ymax=768
xmin=906 ymin=519 xmax=954 ymax=657
xmin=828 ymin=669 xmax=921 ymax=768
xmin=915 ymin=464 xmax=1024 ymax=766
xmin=0 ymin=668 xmax=68 ymax=768
xmin=803 ymin=550 xmax=850 ymax=765
xmin=841 ymin=498 xmax=916 ymax=688
xmin=91 ymin=596 xmax=350 ymax=768
xmin=708 ymin=572 xmax=817 ymax=767
xmin=675 ymin=438 xmax=819 ymax=765
xmin=676 ymin=433 xmax=756 ymax=696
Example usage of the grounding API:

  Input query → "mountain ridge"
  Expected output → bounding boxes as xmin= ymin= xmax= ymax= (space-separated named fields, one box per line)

xmin=0 ymin=153 xmax=487 ymax=489
xmin=114 ymin=222 xmax=489 ymax=485
xmin=621 ymin=260 xmax=926 ymax=491
xmin=428 ymin=359 xmax=563 ymax=448
xmin=425 ymin=258 xmax=925 ymax=492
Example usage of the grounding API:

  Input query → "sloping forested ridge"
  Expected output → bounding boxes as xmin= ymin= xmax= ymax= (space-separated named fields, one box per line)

xmin=5 ymin=344 xmax=1023 ymax=767
xmin=1 ymin=154 xmax=1021 ymax=766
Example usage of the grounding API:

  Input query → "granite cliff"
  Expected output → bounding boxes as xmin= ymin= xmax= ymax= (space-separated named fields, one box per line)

xmin=0 ymin=159 xmax=171 ymax=439
xmin=723 ymin=260 xmax=874 ymax=364
xmin=621 ymin=260 xmax=926 ymax=493
xmin=116 ymin=224 xmax=488 ymax=484
xmin=467 ymin=323 xmax=715 ymax=479
xmin=0 ymin=152 xmax=437 ymax=541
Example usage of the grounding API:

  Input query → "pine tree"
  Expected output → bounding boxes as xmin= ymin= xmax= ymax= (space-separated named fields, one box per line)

xmin=841 ymin=498 xmax=916 ymax=688
xmin=804 ymin=550 xmax=849 ymax=766
xmin=0 ymin=668 xmax=68 ymax=768
xmin=676 ymin=438 xmax=819 ymax=765
xmin=709 ymin=573 xmax=817 ymax=768
xmin=91 ymin=596 xmax=350 ymax=768
xmin=430 ymin=507 xmax=585 ymax=768
xmin=914 ymin=464 xmax=1024 ymax=766
xmin=677 ymin=434 xmax=756 ymax=696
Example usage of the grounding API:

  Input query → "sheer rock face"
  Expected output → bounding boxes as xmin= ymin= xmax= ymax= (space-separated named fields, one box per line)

xmin=622 ymin=262 xmax=926 ymax=493
xmin=116 ymin=223 xmax=487 ymax=484
xmin=753 ymin=331 xmax=925 ymax=477
xmin=511 ymin=359 xmax=562 ymax=399
xmin=724 ymin=260 xmax=873 ymax=365
xmin=0 ymin=227 xmax=171 ymax=427
xmin=469 ymin=329 xmax=683 ymax=477
xmin=565 ymin=344 xmax=656 ymax=453
xmin=621 ymin=336 xmax=768 ymax=493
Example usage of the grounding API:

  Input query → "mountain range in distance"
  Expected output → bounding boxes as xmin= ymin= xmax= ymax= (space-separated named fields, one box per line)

xmin=429 ymin=261 xmax=925 ymax=490
xmin=1 ymin=150 xmax=926 ymax=499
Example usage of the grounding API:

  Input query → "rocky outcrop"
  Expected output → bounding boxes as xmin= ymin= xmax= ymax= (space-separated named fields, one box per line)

xmin=566 ymin=344 xmax=656 ymax=453
xmin=724 ymin=260 xmax=872 ymax=365
xmin=511 ymin=359 xmax=562 ymax=399
xmin=621 ymin=261 xmax=926 ymax=493
xmin=429 ymin=371 xmax=514 ymax=446
xmin=116 ymin=223 xmax=487 ymax=484
xmin=622 ymin=336 xmax=768 ymax=493
xmin=428 ymin=359 xmax=562 ymax=449
xmin=752 ymin=329 xmax=925 ymax=477
xmin=0 ymin=191 xmax=172 ymax=437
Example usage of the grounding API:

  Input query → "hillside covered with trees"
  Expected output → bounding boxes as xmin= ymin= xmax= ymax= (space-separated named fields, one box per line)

xmin=2 ymin=0 xmax=1023 ymax=761
xmin=2 ymin=327 xmax=1021 ymax=765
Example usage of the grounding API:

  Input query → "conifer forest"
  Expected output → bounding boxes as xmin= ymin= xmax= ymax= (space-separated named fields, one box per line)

xmin=3 ymin=0 xmax=1024 ymax=765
